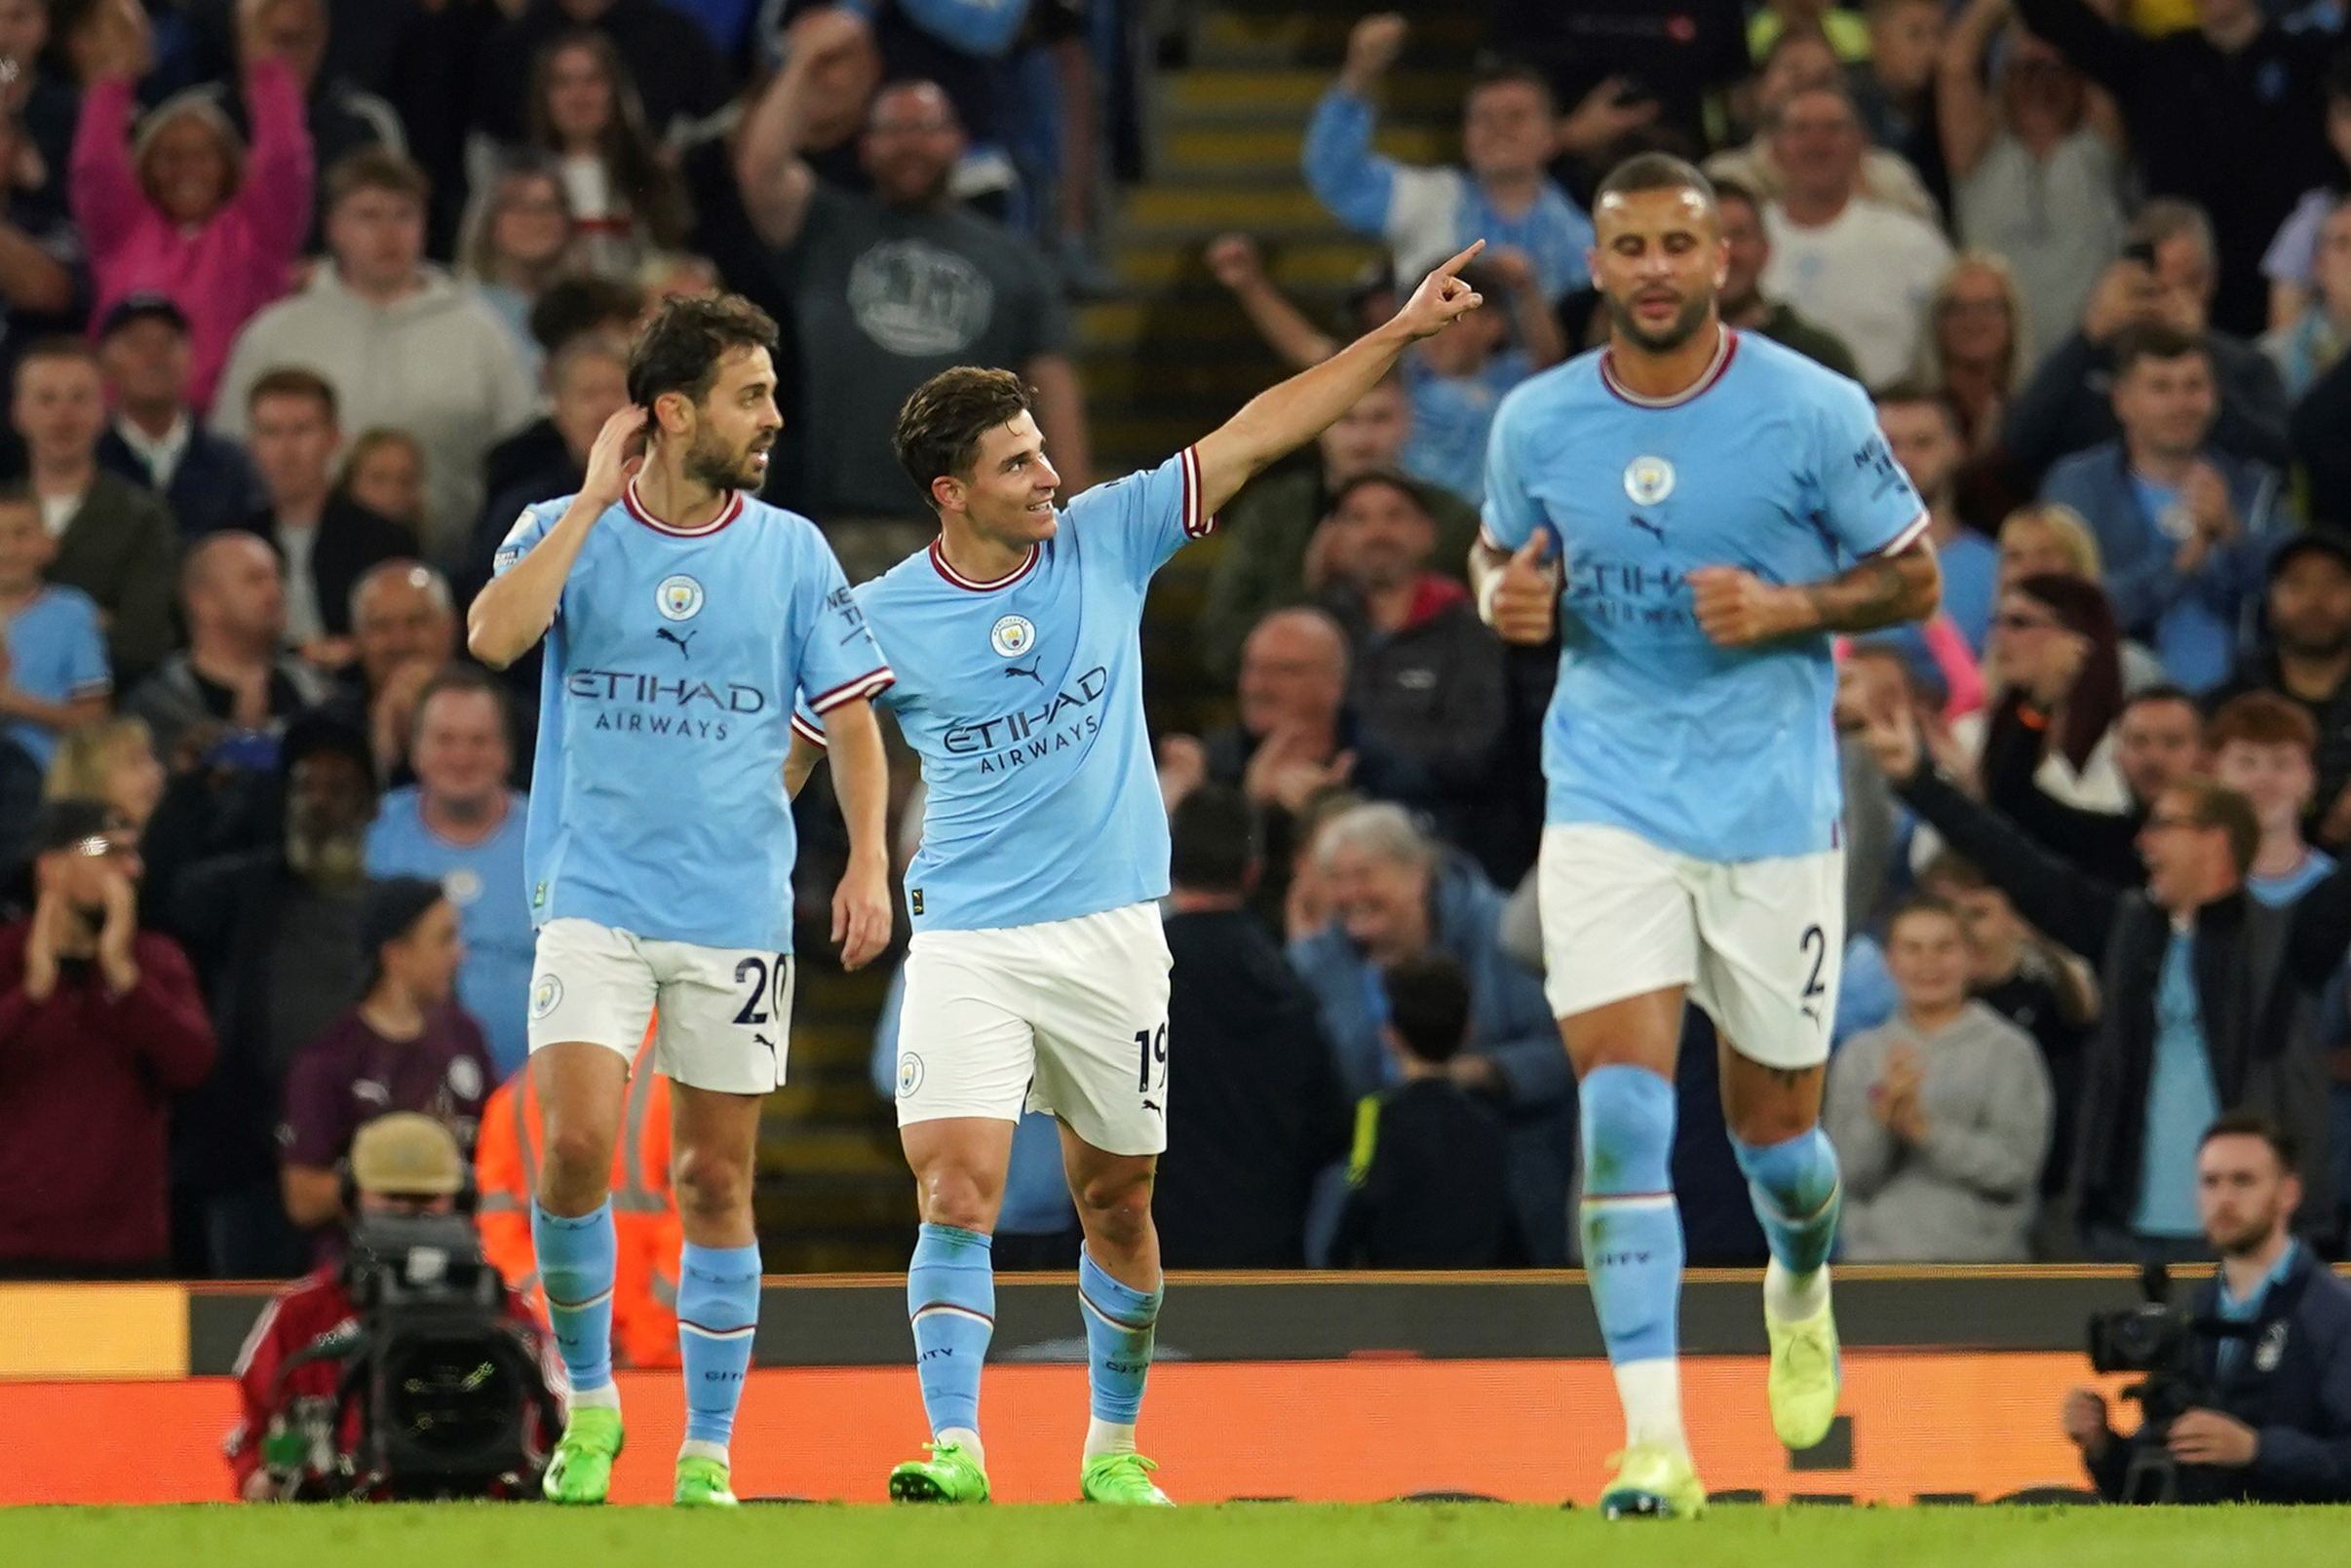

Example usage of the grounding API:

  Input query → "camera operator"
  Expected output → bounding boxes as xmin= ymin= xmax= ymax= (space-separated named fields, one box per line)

xmin=223 ymin=1112 xmax=559 ymax=1501
xmin=2062 ymin=1112 xmax=2351 ymax=1503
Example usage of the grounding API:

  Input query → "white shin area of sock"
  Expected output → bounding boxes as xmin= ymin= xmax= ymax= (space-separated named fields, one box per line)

xmin=1612 ymin=1357 xmax=1687 ymax=1453
xmin=938 ymin=1425 xmax=984 ymax=1468
xmin=678 ymin=1438 xmax=728 ymax=1467
xmin=1765 ymin=1256 xmax=1831 ymax=1321
xmin=1084 ymin=1418 xmax=1137 ymax=1461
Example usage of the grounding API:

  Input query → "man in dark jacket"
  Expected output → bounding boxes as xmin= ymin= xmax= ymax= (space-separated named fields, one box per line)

xmin=2063 ymin=1113 xmax=2351 ymax=1503
xmin=1858 ymin=700 xmax=2344 ymax=1257
xmin=170 ymin=711 xmax=379 ymax=1279
xmin=95 ymin=296 xmax=262 ymax=540
xmin=1152 ymin=786 xmax=1350 ymax=1268
xmin=2015 ymin=0 xmax=2333 ymax=336
xmin=231 ymin=368 xmax=409 ymax=664
xmin=1313 ymin=471 xmax=1513 ymax=880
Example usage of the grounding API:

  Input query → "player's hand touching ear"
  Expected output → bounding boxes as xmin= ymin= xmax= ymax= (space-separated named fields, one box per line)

xmin=832 ymin=853 xmax=894 ymax=972
xmin=1487 ymin=532 xmax=1558 ymax=645
xmin=581 ymin=406 xmax=650 ymax=511
xmin=1397 ymin=240 xmax=1486 ymax=340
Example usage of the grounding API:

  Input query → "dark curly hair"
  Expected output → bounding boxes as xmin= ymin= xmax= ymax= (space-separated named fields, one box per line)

xmin=626 ymin=293 xmax=779 ymax=414
xmin=892 ymin=366 xmax=1036 ymax=510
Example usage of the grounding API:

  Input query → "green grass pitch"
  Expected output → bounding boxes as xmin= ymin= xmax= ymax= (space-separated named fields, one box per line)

xmin=4 ymin=1503 xmax=2344 ymax=1568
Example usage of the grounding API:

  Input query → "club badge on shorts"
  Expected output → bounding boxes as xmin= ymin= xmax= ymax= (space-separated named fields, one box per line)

xmin=896 ymin=1053 xmax=925 ymax=1097
xmin=990 ymin=614 xmax=1035 ymax=658
xmin=1624 ymin=456 xmax=1676 ymax=506
xmin=531 ymin=975 xmax=564 ymax=1020
xmin=656 ymin=574 xmax=706 ymax=621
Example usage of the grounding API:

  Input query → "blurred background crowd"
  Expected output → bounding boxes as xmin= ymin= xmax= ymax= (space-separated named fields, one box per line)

xmin=4 ymin=0 xmax=2351 ymax=1288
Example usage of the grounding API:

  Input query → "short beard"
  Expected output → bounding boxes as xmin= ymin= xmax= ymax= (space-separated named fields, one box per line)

xmin=1605 ymin=288 xmax=1715 ymax=355
xmin=2278 ymin=624 xmax=2351 ymax=662
xmin=288 ymin=831 xmax=367 ymax=888
xmin=683 ymin=428 xmax=761 ymax=492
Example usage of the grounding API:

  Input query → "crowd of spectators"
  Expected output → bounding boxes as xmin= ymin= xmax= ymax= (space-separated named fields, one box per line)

xmin=1165 ymin=0 xmax=2351 ymax=1270
xmin=0 ymin=0 xmax=1130 ymax=1280
xmin=8 ymin=0 xmax=2351 ymax=1281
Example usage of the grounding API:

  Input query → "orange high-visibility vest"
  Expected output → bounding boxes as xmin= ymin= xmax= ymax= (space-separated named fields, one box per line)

xmin=475 ymin=1034 xmax=681 ymax=1369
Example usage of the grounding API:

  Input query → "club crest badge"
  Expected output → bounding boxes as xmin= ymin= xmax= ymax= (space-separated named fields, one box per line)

xmin=1623 ymin=456 xmax=1676 ymax=507
xmin=656 ymin=574 xmax=705 ymax=622
xmin=990 ymin=614 xmax=1035 ymax=658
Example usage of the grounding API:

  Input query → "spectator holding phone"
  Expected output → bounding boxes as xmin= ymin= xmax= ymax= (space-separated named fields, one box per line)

xmin=0 ymin=799 xmax=215 ymax=1277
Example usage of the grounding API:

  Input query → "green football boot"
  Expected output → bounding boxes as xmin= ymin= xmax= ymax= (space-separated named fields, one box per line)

xmin=1765 ymin=1285 xmax=1843 ymax=1451
xmin=542 ymin=1405 xmax=624 ymax=1505
xmin=888 ymin=1439 xmax=991 ymax=1504
xmin=674 ymin=1454 xmax=739 ymax=1507
xmin=1598 ymin=1443 xmax=1707 ymax=1519
xmin=1080 ymin=1451 xmax=1174 ymax=1506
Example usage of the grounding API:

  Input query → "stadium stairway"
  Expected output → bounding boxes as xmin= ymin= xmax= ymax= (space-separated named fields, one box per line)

xmin=755 ymin=3 xmax=1482 ymax=1274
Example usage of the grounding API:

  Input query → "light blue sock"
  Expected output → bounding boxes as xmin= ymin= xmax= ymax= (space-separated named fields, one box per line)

xmin=1577 ymin=1065 xmax=1684 ymax=1363
xmin=1078 ymin=1248 xmax=1161 ymax=1430
xmin=677 ymin=1241 xmax=760 ymax=1450
xmin=1577 ymin=1064 xmax=1686 ymax=1450
xmin=1731 ymin=1127 xmax=1842 ymax=1279
xmin=907 ymin=1223 xmax=994 ymax=1444
xmin=532 ymin=1200 xmax=618 ymax=1397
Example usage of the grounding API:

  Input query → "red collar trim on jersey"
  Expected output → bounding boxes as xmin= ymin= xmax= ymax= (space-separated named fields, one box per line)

xmin=622 ymin=480 xmax=743 ymax=537
xmin=1599 ymin=325 xmax=1739 ymax=410
xmin=929 ymin=537 xmax=1040 ymax=592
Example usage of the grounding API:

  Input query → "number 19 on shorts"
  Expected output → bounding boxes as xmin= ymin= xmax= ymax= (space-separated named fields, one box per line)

xmin=1134 ymin=1023 xmax=1168 ymax=1112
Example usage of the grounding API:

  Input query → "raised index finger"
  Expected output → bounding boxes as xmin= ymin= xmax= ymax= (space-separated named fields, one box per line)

xmin=1435 ymin=239 xmax=1486 ymax=279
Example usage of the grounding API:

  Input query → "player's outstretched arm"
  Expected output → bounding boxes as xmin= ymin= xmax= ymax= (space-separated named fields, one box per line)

xmin=1189 ymin=240 xmax=1487 ymax=521
xmin=825 ymin=698 xmax=894 ymax=971
xmin=1687 ymin=539 xmax=1942 ymax=647
xmin=467 ymin=406 xmax=646 ymax=669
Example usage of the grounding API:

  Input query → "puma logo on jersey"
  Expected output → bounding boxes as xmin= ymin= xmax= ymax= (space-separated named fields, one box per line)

xmin=1629 ymin=515 xmax=1667 ymax=544
xmin=656 ymin=627 xmax=697 ymax=658
xmin=1004 ymin=661 xmax=1044 ymax=685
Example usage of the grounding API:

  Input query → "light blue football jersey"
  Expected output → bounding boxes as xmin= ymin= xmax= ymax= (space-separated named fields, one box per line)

xmin=494 ymin=484 xmax=892 ymax=951
xmin=796 ymin=448 xmax=1213 ymax=933
xmin=1482 ymin=329 xmax=1929 ymax=863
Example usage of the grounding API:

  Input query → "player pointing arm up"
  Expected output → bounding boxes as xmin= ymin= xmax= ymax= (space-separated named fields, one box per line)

xmin=780 ymin=244 xmax=1493 ymax=1512
xmin=1190 ymin=240 xmax=1489 ymax=522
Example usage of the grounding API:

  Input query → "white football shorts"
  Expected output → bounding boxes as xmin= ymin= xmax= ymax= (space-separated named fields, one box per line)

xmin=891 ymin=901 xmax=1174 ymax=1158
xmin=526 ymin=917 xmax=793 ymax=1094
xmin=1537 ymin=822 xmax=1844 ymax=1070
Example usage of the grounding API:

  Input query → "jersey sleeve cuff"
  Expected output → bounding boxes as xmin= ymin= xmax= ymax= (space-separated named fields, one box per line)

xmin=1477 ymin=524 xmax=1511 ymax=554
xmin=1179 ymin=445 xmax=1215 ymax=540
xmin=68 ymin=678 xmax=113 ymax=699
xmin=807 ymin=667 xmax=896 ymax=715
xmin=790 ymin=712 xmax=828 ymax=748
xmin=1867 ymin=510 xmax=1934 ymax=558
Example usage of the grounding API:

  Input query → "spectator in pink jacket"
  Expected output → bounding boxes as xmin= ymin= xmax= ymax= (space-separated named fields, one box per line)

xmin=67 ymin=0 xmax=313 ymax=414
